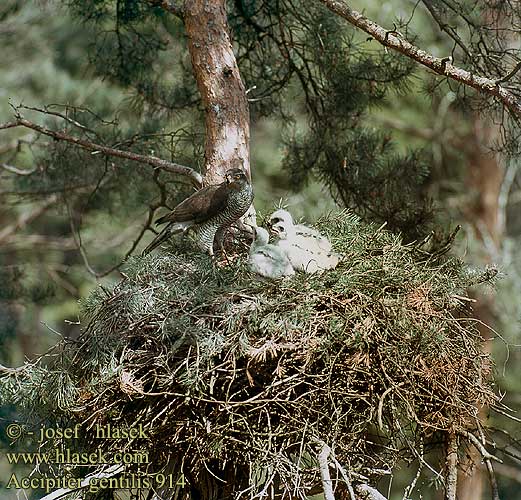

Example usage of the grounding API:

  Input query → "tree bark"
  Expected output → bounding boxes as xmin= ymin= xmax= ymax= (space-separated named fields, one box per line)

xmin=445 ymin=433 xmax=459 ymax=500
xmin=184 ymin=0 xmax=251 ymax=186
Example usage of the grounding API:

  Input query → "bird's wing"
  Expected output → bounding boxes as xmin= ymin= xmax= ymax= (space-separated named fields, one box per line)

xmin=156 ymin=183 xmax=228 ymax=225
xmin=295 ymin=224 xmax=321 ymax=237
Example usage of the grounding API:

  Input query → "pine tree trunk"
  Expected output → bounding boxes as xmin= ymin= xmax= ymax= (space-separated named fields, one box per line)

xmin=184 ymin=0 xmax=251 ymax=186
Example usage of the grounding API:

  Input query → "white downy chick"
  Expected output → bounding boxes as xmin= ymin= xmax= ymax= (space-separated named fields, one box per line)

xmin=272 ymin=222 xmax=339 ymax=273
xmin=269 ymin=209 xmax=332 ymax=253
xmin=249 ymin=226 xmax=295 ymax=278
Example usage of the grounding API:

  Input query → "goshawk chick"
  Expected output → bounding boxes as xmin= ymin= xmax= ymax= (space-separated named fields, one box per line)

xmin=249 ymin=226 xmax=294 ymax=278
xmin=272 ymin=221 xmax=339 ymax=273
xmin=269 ymin=208 xmax=332 ymax=253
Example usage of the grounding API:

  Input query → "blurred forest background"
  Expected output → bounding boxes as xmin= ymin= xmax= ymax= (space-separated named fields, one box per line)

xmin=0 ymin=0 xmax=520 ymax=499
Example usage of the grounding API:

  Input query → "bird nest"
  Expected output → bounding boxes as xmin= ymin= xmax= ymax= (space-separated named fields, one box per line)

xmin=2 ymin=212 xmax=497 ymax=499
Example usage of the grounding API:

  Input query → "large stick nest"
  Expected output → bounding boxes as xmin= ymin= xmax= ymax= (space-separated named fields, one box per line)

xmin=2 ymin=212 xmax=497 ymax=498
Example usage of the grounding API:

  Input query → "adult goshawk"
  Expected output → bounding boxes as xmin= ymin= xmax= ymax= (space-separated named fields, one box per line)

xmin=143 ymin=168 xmax=253 ymax=256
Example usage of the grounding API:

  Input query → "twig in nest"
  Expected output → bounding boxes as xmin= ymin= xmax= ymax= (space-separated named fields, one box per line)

xmin=0 ymin=363 xmax=27 ymax=375
xmin=331 ymin=455 xmax=356 ymax=500
xmin=377 ymin=382 xmax=405 ymax=431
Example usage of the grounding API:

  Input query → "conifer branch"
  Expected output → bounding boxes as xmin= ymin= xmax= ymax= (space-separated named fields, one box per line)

xmin=0 ymin=118 xmax=203 ymax=187
xmin=445 ymin=433 xmax=458 ymax=500
xmin=148 ymin=0 xmax=183 ymax=18
xmin=318 ymin=0 xmax=521 ymax=119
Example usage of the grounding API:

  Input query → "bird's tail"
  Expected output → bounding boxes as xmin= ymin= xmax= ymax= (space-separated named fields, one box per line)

xmin=142 ymin=224 xmax=184 ymax=255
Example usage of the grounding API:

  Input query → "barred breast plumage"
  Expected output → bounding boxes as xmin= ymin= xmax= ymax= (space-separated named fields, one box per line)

xmin=143 ymin=168 xmax=253 ymax=256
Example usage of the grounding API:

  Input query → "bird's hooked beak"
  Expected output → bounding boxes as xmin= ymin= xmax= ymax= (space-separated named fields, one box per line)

xmin=268 ymin=217 xmax=283 ymax=229
xmin=269 ymin=220 xmax=282 ymax=236
xmin=271 ymin=222 xmax=287 ymax=239
xmin=225 ymin=170 xmax=246 ymax=190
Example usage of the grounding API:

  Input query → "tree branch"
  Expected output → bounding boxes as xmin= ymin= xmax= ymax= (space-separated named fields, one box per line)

xmin=39 ymin=464 xmax=125 ymax=500
xmin=316 ymin=441 xmax=335 ymax=500
xmin=148 ymin=0 xmax=183 ymax=18
xmin=496 ymin=61 xmax=521 ymax=84
xmin=0 ymin=121 xmax=20 ymax=131
xmin=460 ymin=430 xmax=501 ymax=500
xmin=317 ymin=0 xmax=521 ymax=119
xmin=356 ymin=484 xmax=388 ymax=500
xmin=445 ymin=432 xmax=458 ymax=500
xmin=0 ymin=118 xmax=203 ymax=187
xmin=420 ymin=0 xmax=473 ymax=59
xmin=0 ymin=195 xmax=58 ymax=244
xmin=0 ymin=163 xmax=37 ymax=175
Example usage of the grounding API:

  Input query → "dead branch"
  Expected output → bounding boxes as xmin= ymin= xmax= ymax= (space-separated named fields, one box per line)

xmin=0 ymin=163 xmax=37 ymax=175
xmin=420 ymin=0 xmax=473 ymax=59
xmin=316 ymin=441 xmax=335 ymax=500
xmin=460 ymin=430 xmax=503 ymax=464
xmin=496 ymin=61 xmax=521 ymax=84
xmin=0 ymin=122 xmax=19 ymax=131
xmin=460 ymin=430 xmax=501 ymax=500
xmin=318 ymin=0 xmax=521 ymax=119
xmin=38 ymin=464 xmax=125 ymax=500
xmin=0 ymin=118 xmax=203 ymax=187
xmin=403 ymin=442 xmax=424 ymax=500
xmin=330 ymin=455 xmax=357 ymax=500
xmin=356 ymin=484 xmax=388 ymax=500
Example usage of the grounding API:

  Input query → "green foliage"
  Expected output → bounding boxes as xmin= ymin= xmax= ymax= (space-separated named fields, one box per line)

xmin=0 ymin=262 xmax=56 ymax=305
xmin=284 ymin=129 xmax=432 ymax=239
xmin=0 ymin=305 xmax=19 ymax=345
